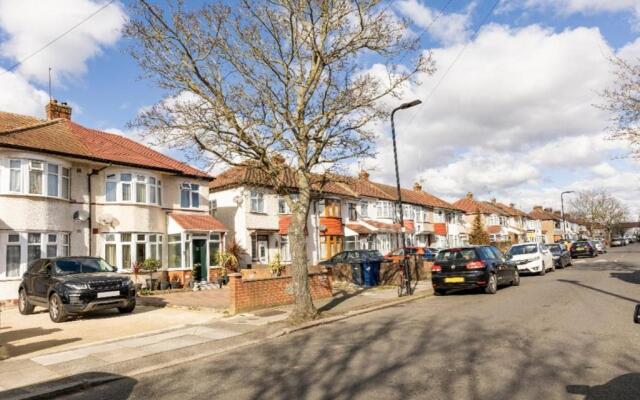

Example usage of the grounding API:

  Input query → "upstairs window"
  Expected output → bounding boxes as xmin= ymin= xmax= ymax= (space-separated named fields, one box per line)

xmin=278 ymin=197 xmax=290 ymax=214
xmin=9 ymin=159 xmax=21 ymax=192
xmin=348 ymin=203 xmax=357 ymax=221
xmin=360 ymin=201 xmax=369 ymax=218
xmin=250 ymin=191 xmax=264 ymax=213
xmin=209 ymin=199 xmax=217 ymax=216
xmin=319 ymin=199 xmax=341 ymax=217
xmin=5 ymin=158 xmax=69 ymax=200
xmin=181 ymin=183 xmax=200 ymax=208
xmin=28 ymin=161 xmax=43 ymax=194
xmin=105 ymin=172 xmax=161 ymax=205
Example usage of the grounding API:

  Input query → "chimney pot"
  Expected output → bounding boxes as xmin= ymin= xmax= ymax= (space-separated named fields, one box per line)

xmin=533 ymin=205 xmax=543 ymax=210
xmin=466 ymin=192 xmax=473 ymax=199
xmin=413 ymin=182 xmax=422 ymax=192
xmin=45 ymin=99 xmax=72 ymax=120
xmin=509 ymin=203 xmax=515 ymax=208
xmin=491 ymin=198 xmax=496 ymax=204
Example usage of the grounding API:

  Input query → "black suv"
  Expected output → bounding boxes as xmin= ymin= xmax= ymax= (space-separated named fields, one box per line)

xmin=18 ymin=257 xmax=136 ymax=323
xmin=431 ymin=245 xmax=520 ymax=295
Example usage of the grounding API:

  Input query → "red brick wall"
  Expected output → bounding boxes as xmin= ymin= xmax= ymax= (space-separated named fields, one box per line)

xmin=229 ymin=271 xmax=333 ymax=314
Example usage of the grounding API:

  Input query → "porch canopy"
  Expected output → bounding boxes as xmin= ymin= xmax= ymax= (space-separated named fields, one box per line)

xmin=169 ymin=213 xmax=227 ymax=232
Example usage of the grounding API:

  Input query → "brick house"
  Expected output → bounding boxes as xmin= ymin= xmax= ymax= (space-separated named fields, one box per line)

xmin=0 ymin=101 xmax=227 ymax=302
xmin=208 ymin=165 xmax=465 ymax=266
xmin=528 ymin=206 xmax=563 ymax=243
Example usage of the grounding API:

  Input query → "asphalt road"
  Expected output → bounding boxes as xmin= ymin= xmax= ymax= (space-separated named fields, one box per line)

xmin=63 ymin=244 xmax=640 ymax=400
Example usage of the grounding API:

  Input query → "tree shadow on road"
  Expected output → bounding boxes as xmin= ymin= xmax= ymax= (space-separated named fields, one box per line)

xmin=558 ymin=278 xmax=640 ymax=304
xmin=567 ymin=373 xmax=640 ymax=400
xmin=610 ymin=270 xmax=640 ymax=285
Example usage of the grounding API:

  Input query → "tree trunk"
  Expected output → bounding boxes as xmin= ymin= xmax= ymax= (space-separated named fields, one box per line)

xmin=288 ymin=184 xmax=317 ymax=322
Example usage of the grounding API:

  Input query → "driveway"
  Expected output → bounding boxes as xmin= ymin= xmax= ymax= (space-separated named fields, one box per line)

xmin=0 ymin=305 xmax=224 ymax=360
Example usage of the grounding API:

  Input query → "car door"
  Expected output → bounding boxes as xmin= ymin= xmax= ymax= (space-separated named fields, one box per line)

xmin=31 ymin=260 xmax=52 ymax=302
xmin=539 ymin=244 xmax=553 ymax=268
xmin=22 ymin=259 xmax=42 ymax=300
xmin=488 ymin=246 xmax=508 ymax=283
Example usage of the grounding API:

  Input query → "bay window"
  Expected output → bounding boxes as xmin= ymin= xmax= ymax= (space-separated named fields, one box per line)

xmin=2 ymin=232 xmax=70 ymax=278
xmin=4 ymin=158 xmax=70 ymax=199
xmin=104 ymin=172 xmax=161 ymax=205
xmin=280 ymin=235 xmax=291 ymax=262
xmin=209 ymin=233 xmax=221 ymax=266
xmin=168 ymin=234 xmax=181 ymax=268
xmin=101 ymin=232 xmax=163 ymax=270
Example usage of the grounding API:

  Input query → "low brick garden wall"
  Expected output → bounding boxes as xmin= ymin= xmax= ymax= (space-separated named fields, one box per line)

xmin=229 ymin=269 xmax=333 ymax=314
xmin=328 ymin=259 xmax=433 ymax=286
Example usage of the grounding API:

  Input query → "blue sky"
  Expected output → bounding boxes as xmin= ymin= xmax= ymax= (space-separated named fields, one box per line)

xmin=0 ymin=0 xmax=639 ymax=215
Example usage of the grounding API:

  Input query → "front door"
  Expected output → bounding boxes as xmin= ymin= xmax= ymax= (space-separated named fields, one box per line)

xmin=192 ymin=239 xmax=208 ymax=282
xmin=258 ymin=239 xmax=268 ymax=264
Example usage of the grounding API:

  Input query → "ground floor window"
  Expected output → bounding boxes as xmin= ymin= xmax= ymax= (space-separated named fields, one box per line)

xmin=280 ymin=235 xmax=291 ymax=263
xmin=1 ymin=231 xmax=70 ymax=278
xmin=209 ymin=233 xmax=221 ymax=266
xmin=320 ymin=235 xmax=342 ymax=260
xmin=251 ymin=234 xmax=269 ymax=262
xmin=344 ymin=236 xmax=358 ymax=251
xmin=166 ymin=232 xmax=224 ymax=270
xmin=101 ymin=232 xmax=162 ymax=271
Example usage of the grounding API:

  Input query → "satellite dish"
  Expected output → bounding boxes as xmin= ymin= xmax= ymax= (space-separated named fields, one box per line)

xmin=73 ymin=210 xmax=90 ymax=222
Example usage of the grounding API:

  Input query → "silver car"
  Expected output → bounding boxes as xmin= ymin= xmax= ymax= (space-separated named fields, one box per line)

xmin=594 ymin=240 xmax=606 ymax=254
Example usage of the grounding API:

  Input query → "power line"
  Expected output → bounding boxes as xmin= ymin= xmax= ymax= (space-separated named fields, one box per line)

xmin=0 ymin=0 xmax=116 ymax=76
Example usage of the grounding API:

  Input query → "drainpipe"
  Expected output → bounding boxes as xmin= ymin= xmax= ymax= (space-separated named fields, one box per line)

xmin=87 ymin=164 xmax=111 ymax=256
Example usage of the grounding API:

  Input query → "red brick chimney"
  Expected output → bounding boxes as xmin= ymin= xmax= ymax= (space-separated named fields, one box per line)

xmin=413 ymin=182 xmax=422 ymax=192
xmin=45 ymin=99 xmax=72 ymax=120
xmin=544 ymin=207 xmax=552 ymax=212
xmin=358 ymin=170 xmax=369 ymax=181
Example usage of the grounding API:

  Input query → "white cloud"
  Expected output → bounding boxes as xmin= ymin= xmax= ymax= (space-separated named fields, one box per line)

xmin=396 ymin=0 xmax=473 ymax=45
xmin=0 ymin=0 xmax=126 ymax=84
xmin=525 ymin=0 xmax=640 ymax=15
xmin=0 ymin=68 xmax=49 ymax=117
xmin=590 ymin=162 xmax=617 ymax=177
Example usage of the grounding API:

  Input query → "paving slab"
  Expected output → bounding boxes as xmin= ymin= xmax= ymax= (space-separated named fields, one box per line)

xmin=137 ymin=335 xmax=210 ymax=354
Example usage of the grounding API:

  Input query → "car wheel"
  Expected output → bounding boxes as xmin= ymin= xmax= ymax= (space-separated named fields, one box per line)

xmin=18 ymin=289 xmax=35 ymax=315
xmin=485 ymin=274 xmax=497 ymax=294
xmin=511 ymin=270 xmax=520 ymax=286
xmin=118 ymin=299 xmax=136 ymax=314
xmin=434 ymin=289 xmax=447 ymax=296
xmin=48 ymin=293 xmax=67 ymax=323
xmin=539 ymin=262 xmax=546 ymax=276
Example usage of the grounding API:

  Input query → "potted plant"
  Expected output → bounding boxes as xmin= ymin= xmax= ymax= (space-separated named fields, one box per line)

xmin=269 ymin=252 xmax=284 ymax=276
xmin=190 ymin=262 xmax=200 ymax=289
xmin=140 ymin=258 xmax=161 ymax=290
xmin=215 ymin=250 xmax=238 ymax=287
xmin=132 ymin=262 xmax=143 ymax=291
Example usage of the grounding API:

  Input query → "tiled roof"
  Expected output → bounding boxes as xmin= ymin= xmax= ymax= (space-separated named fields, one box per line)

xmin=0 ymin=111 xmax=210 ymax=179
xmin=453 ymin=197 xmax=507 ymax=215
xmin=370 ymin=182 xmax=462 ymax=211
xmin=363 ymin=219 xmax=400 ymax=232
xmin=209 ymin=165 xmax=356 ymax=198
xmin=494 ymin=202 xmax=528 ymax=217
xmin=169 ymin=213 xmax=227 ymax=231
xmin=528 ymin=208 xmax=562 ymax=221
xmin=345 ymin=223 xmax=374 ymax=235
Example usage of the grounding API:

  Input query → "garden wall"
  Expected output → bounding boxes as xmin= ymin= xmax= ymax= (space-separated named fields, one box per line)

xmin=328 ymin=259 xmax=433 ymax=285
xmin=229 ymin=270 xmax=333 ymax=314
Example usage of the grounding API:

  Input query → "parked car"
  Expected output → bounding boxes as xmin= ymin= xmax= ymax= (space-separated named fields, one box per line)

xmin=571 ymin=241 xmax=597 ymax=258
xmin=318 ymin=250 xmax=383 ymax=266
xmin=611 ymin=237 xmax=625 ymax=247
xmin=546 ymin=244 xmax=572 ymax=268
xmin=384 ymin=247 xmax=425 ymax=263
xmin=431 ymin=245 xmax=519 ymax=295
xmin=635 ymin=304 xmax=640 ymax=324
xmin=18 ymin=257 xmax=136 ymax=323
xmin=593 ymin=239 xmax=606 ymax=254
xmin=506 ymin=242 xmax=555 ymax=275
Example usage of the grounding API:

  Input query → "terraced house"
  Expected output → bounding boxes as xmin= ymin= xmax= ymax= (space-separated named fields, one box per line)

xmin=208 ymin=166 xmax=465 ymax=266
xmin=453 ymin=193 xmax=541 ymax=244
xmin=0 ymin=101 xmax=226 ymax=302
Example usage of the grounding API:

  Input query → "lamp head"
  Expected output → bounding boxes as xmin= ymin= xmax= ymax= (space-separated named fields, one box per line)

xmin=399 ymin=99 xmax=422 ymax=110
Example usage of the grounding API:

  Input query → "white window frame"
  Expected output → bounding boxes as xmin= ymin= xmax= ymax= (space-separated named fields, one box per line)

xmin=1 ymin=231 xmax=70 ymax=279
xmin=181 ymin=183 xmax=200 ymax=209
xmin=105 ymin=171 xmax=161 ymax=205
xmin=250 ymin=190 xmax=265 ymax=213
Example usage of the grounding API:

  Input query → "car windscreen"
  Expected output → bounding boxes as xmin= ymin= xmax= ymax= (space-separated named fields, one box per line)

xmin=436 ymin=249 xmax=477 ymax=262
xmin=546 ymin=245 xmax=562 ymax=253
xmin=507 ymin=245 xmax=538 ymax=255
xmin=54 ymin=258 xmax=116 ymax=275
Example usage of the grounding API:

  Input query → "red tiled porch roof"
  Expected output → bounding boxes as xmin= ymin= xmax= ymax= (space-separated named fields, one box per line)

xmin=487 ymin=225 xmax=502 ymax=234
xmin=346 ymin=223 xmax=374 ymax=235
xmin=170 ymin=213 xmax=227 ymax=231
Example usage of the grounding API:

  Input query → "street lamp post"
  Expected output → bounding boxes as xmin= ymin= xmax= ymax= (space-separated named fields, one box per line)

xmin=561 ymin=191 xmax=575 ymax=240
xmin=391 ymin=99 xmax=422 ymax=295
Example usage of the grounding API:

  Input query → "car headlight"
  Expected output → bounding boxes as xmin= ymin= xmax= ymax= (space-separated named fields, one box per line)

xmin=65 ymin=282 xmax=89 ymax=290
xmin=527 ymin=256 xmax=540 ymax=263
xmin=121 ymin=279 xmax=133 ymax=288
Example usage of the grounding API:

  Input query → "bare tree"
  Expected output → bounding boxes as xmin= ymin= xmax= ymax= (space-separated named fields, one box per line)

xmin=602 ymin=55 xmax=640 ymax=153
xmin=569 ymin=189 xmax=628 ymax=243
xmin=125 ymin=0 xmax=432 ymax=321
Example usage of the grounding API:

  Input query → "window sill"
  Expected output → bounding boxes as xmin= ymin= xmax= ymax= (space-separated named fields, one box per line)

xmin=0 ymin=192 xmax=70 ymax=202
xmin=249 ymin=211 xmax=268 ymax=215
xmin=103 ymin=201 xmax=162 ymax=208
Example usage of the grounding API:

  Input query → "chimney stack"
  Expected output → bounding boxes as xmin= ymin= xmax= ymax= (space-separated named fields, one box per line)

xmin=491 ymin=198 xmax=497 ymax=204
xmin=544 ymin=207 xmax=552 ymax=212
xmin=413 ymin=182 xmax=422 ymax=192
xmin=533 ymin=205 xmax=543 ymax=210
xmin=358 ymin=170 xmax=369 ymax=181
xmin=553 ymin=210 xmax=561 ymax=216
xmin=45 ymin=99 xmax=72 ymax=120
xmin=466 ymin=192 xmax=473 ymax=199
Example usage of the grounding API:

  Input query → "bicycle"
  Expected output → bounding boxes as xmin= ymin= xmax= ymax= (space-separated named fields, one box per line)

xmin=397 ymin=255 xmax=419 ymax=297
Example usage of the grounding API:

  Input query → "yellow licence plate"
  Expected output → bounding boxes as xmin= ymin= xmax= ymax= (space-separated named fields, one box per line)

xmin=444 ymin=277 xmax=465 ymax=283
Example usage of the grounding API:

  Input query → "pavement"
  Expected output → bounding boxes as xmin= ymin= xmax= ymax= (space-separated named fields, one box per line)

xmin=0 ymin=280 xmax=432 ymax=399
xmin=56 ymin=243 xmax=640 ymax=400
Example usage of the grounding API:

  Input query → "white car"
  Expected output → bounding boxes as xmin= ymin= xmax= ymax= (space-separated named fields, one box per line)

xmin=506 ymin=242 xmax=555 ymax=275
xmin=594 ymin=240 xmax=606 ymax=254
